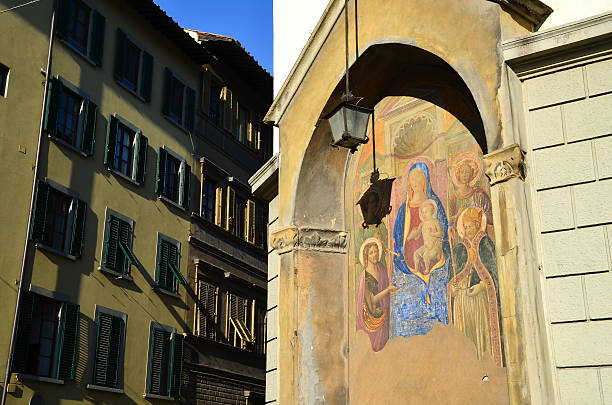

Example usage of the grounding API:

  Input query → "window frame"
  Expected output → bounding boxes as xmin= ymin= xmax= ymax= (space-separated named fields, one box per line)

xmin=200 ymin=176 xmax=217 ymax=222
xmin=51 ymin=77 xmax=90 ymax=155
xmin=59 ymin=0 xmax=102 ymax=67
xmin=154 ymin=233 xmax=184 ymax=296
xmin=106 ymin=114 xmax=145 ymax=184
xmin=87 ymin=305 xmax=127 ymax=393
xmin=157 ymin=146 xmax=190 ymax=210
xmin=114 ymin=29 xmax=153 ymax=102
xmin=144 ymin=322 xmax=176 ymax=400
xmin=163 ymin=68 xmax=195 ymax=133
xmin=99 ymin=208 xmax=137 ymax=280
xmin=0 ymin=62 xmax=9 ymax=98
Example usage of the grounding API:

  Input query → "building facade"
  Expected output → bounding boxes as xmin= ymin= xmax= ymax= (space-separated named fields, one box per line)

xmin=262 ymin=0 xmax=612 ymax=404
xmin=0 ymin=1 xmax=271 ymax=404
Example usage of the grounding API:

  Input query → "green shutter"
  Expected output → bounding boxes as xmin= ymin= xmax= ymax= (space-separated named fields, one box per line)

xmin=155 ymin=147 xmax=167 ymax=195
xmin=134 ymin=132 xmax=148 ymax=185
xmin=104 ymin=216 xmax=120 ymax=271
xmin=10 ymin=291 xmax=36 ymax=374
xmin=118 ymin=220 xmax=131 ymax=274
xmin=149 ymin=328 xmax=169 ymax=396
xmin=44 ymin=77 xmax=63 ymax=137
xmin=31 ymin=180 xmax=50 ymax=243
xmin=169 ymin=333 xmax=184 ymax=399
xmin=162 ymin=68 xmax=172 ymax=115
xmin=106 ymin=316 xmax=122 ymax=387
xmin=180 ymin=162 xmax=191 ymax=210
xmin=104 ymin=114 xmax=119 ymax=167
xmin=56 ymin=0 xmax=71 ymax=39
xmin=168 ymin=243 xmax=180 ymax=292
xmin=184 ymin=86 xmax=195 ymax=132
xmin=89 ymin=11 xmax=106 ymax=66
xmin=93 ymin=313 xmax=122 ymax=388
xmin=80 ymin=98 xmax=97 ymax=156
xmin=57 ymin=302 xmax=80 ymax=380
xmin=69 ymin=199 xmax=87 ymax=258
xmin=113 ymin=29 xmax=126 ymax=80
xmin=157 ymin=240 xmax=170 ymax=291
xmin=140 ymin=51 xmax=154 ymax=102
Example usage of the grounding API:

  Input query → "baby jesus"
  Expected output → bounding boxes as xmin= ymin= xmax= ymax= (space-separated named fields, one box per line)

xmin=407 ymin=200 xmax=443 ymax=275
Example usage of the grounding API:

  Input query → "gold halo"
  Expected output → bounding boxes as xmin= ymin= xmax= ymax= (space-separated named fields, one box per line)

xmin=359 ymin=237 xmax=383 ymax=267
xmin=451 ymin=151 xmax=482 ymax=188
xmin=456 ymin=207 xmax=486 ymax=239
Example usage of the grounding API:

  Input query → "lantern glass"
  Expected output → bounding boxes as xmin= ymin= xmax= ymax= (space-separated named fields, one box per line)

xmin=325 ymin=102 xmax=373 ymax=150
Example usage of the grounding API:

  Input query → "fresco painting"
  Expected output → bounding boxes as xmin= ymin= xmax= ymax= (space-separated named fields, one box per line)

xmin=351 ymin=96 xmax=504 ymax=367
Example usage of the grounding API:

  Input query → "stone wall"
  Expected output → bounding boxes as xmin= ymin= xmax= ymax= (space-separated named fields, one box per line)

xmin=265 ymin=195 xmax=280 ymax=404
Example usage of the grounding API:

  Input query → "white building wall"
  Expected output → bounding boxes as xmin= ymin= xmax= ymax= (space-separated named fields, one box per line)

xmin=539 ymin=0 xmax=611 ymax=30
xmin=265 ymin=195 xmax=280 ymax=404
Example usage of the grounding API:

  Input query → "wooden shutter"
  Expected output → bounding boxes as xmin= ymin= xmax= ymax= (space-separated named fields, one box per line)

xmin=201 ymin=69 xmax=211 ymax=115
xmin=222 ymin=87 xmax=233 ymax=131
xmin=55 ymin=0 xmax=71 ymax=39
xmin=157 ymin=239 xmax=177 ymax=292
xmin=246 ymin=200 xmax=256 ymax=243
xmin=31 ymin=180 xmax=50 ymax=243
xmin=89 ymin=11 xmax=105 ymax=66
xmin=169 ymin=333 xmax=184 ymax=399
xmin=149 ymin=328 xmax=170 ymax=396
xmin=113 ymin=29 xmax=126 ymax=80
xmin=180 ymin=161 xmax=191 ymax=210
xmin=256 ymin=113 xmax=262 ymax=151
xmin=56 ymin=302 xmax=80 ymax=380
xmin=103 ymin=216 xmax=120 ymax=271
xmin=140 ymin=51 xmax=154 ymax=102
xmin=44 ymin=77 xmax=62 ymax=137
xmin=168 ymin=242 xmax=180 ymax=293
xmin=134 ymin=131 xmax=148 ymax=184
xmin=10 ymin=291 xmax=36 ymax=373
xmin=184 ymin=87 xmax=196 ymax=132
xmin=155 ymin=147 xmax=168 ymax=195
xmin=225 ymin=187 xmax=235 ymax=232
xmin=104 ymin=114 xmax=119 ymax=167
xmin=118 ymin=220 xmax=131 ymax=274
xmin=214 ymin=187 xmax=224 ymax=227
xmin=80 ymin=98 xmax=97 ymax=156
xmin=162 ymin=68 xmax=172 ymax=116
xmin=198 ymin=281 xmax=217 ymax=339
xmin=69 ymin=198 xmax=87 ymax=258
xmin=93 ymin=313 xmax=123 ymax=388
xmin=246 ymin=111 xmax=254 ymax=147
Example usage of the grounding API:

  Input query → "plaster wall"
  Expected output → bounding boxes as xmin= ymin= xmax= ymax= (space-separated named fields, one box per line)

xmin=0 ymin=0 xmax=198 ymax=403
xmin=265 ymin=195 xmax=280 ymax=404
xmin=539 ymin=0 xmax=611 ymax=30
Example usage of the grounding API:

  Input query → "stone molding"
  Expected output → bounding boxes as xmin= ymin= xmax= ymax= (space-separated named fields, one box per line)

xmin=270 ymin=226 xmax=348 ymax=254
xmin=484 ymin=143 xmax=525 ymax=186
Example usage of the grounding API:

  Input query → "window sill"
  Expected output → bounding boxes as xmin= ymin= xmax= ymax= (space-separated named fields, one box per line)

xmin=99 ymin=266 xmax=133 ymax=281
xmin=17 ymin=374 xmax=64 ymax=385
xmin=106 ymin=166 xmax=141 ymax=186
xmin=60 ymin=38 xmax=99 ymax=67
xmin=163 ymin=114 xmax=189 ymax=134
xmin=87 ymin=384 xmax=124 ymax=394
xmin=115 ymin=78 xmax=146 ymax=103
xmin=143 ymin=393 xmax=174 ymax=401
xmin=48 ymin=134 xmax=88 ymax=157
xmin=35 ymin=243 xmax=77 ymax=261
xmin=159 ymin=195 xmax=186 ymax=211
xmin=153 ymin=286 xmax=181 ymax=299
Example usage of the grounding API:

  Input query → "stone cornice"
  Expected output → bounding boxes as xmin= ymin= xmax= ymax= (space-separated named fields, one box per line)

xmin=484 ymin=143 xmax=525 ymax=186
xmin=270 ymin=226 xmax=348 ymax=254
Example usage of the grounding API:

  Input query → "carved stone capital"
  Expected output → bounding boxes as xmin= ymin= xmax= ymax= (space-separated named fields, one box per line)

xmin=270 ymin=226 xmax=298 ymax=254
xmin=484 ymin=143 xmax=525 ymax=186
xmin=270 ymin=226 xmax=348 ymax=254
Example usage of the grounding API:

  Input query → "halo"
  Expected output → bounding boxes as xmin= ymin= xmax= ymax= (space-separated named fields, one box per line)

xmin=451 ymin=151 xmax=482 ymax=188
xmin=359 ymin=237 xmax=383 ymax=267
xmin=456 ymin=207 xmax=486 ymax=239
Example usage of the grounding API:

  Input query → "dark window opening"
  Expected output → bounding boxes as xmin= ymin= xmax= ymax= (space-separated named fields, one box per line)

xmin=114 ymin=124 xmax=135 ymax=178
xmin=235 ymin=196 xmax=246 ymax=239
xmin=0 ymin=63 xmax=8 ymax=97
xmin=201 ymin=178 xmax=216 ymax=222
xmin=209 ymin=81 xmax=222 ymax=125
xmin=57 ymin=88 xmax=82 ymax=146
xmin=123 ymin=39 xmax=141 ymax=91
xmin=44 ymin=188 xmax=72 ymax=252
xmin=69 ymin=0 xmax=91 ymax=53
xmin=169 ymin=78 xmax=184 ymax=124
xmin=165 ymin=155 xmax=180 ymax=203
xmin=26 ymin=296 xmax=61 ymax=377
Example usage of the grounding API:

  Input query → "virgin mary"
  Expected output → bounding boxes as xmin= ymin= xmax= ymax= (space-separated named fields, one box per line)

xmin=391 ymin=162 xmax=451 ymax=338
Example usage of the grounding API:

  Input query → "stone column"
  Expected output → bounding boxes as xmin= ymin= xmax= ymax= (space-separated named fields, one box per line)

xmin=484 ymin=144 xmax=555 ymax=405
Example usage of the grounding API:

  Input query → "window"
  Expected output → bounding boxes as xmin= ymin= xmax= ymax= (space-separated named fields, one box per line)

xmin=155 ymin=147 xmax=190 ymax=209
xmin=237 ymin=106 xmax=247 ymax=143
xmin=145 ymin=323 xmax=184 ymax=399
xmin=201 ymin=177 xmax=216 ymax=222
xmin=114 ymin=29 xmax=153 ymax=101
xmin=44 ymin=77 xmax=97 ymax=156
xmin=56 ymin=0 xmax=105 ymax=66
xmin=11 ymin=290 xmax=79 ymax=381
xmin=226 ymin=293 xmax=254 ymax=349
xmin=209 ymin=80 xmax=222 ymax=125
xmin=234 ymin=196 xmax=246 ymax=239
xmin=31 ymin=180 xmax=87 ymax=259
xmin=90 ymin=307 xmax=126 ymax=390
xmin=100 ymin=209 xmax=139 ymax=278
xmin=162 ymin=68 xmax=195 ymax=132
xmin=155 ymin=234 xmax=186 ymax=294
xmin=104 ymin=115 xmax=148 ymax=184
xmin=197 ymin=280 xmax=218 ymax=340
xmin=0 ymin=63 xmax=9 ymax=97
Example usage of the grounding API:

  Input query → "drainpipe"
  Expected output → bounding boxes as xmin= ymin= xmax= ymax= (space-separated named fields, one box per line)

xmin=1 ymin=0 xmax=57 ymax=403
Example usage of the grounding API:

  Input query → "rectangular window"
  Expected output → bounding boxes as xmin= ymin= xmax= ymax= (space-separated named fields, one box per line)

xmin=197 ymin=280 xmax=218 ymax=340
xmin=162 ymin=68 xmax=195 ymax=132
xmin=155 ymin=147 xmax=190 ymax=209
xmin=254 ymin=304 xmax=266 ymax=356
xmin=100 ymin=208 xmax=138 ymax=277
xmin=44 ymin=77 xmax=97 ymax=156
xmin=201 ymin=178 xmax=216 ymax=222
xmin=91 ymin=307 xmax=126 ymax=389
xmin=226 ymin=293 xmax=253 ymax=349
xmin=114 ymin=29 xmax=153 ymax=101
xmin=155 ymin=234 xmax=185 ymax=294
xmin=209 ymin=80 xmax=222 ymax=125
xmin=146 ymin=324 xmax=184 ymax=399
xmin=237 ymin=106 xmax=247 ymax=143
xmin=57 ymin=0 xmax=105 ymax=66
xmin=11 ymin=290 xmax=79 ymax=381
xmin=104 ymin=114 xmax=148 ymax=185
xmin=0 ymin=63 xmax=9 ymax=97
xmin=31 ymin=180 xmax=87 ymax=259
xmin=235 ymin=196 xmax=246 ymax=240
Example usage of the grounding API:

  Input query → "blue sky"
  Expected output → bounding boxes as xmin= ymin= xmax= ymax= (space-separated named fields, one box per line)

xmin=154 ymin=0 xmax=273 ymax=74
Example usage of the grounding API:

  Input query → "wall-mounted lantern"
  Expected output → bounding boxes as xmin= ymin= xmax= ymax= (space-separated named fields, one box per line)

xmin=324 ymin=102 xmax=373 ymax=151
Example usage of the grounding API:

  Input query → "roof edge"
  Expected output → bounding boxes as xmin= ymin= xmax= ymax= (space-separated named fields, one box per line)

xmin=490 ymin=0 xmax=553 ymax=30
